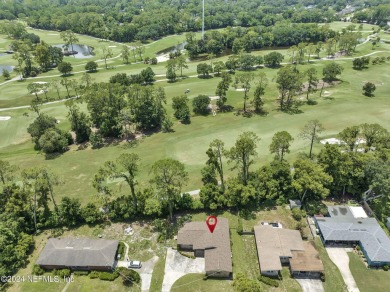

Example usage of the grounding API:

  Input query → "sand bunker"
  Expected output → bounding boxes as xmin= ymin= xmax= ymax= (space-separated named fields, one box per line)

xmin=0 ymin=116 xmax=11 ymax=121
xmin=320 ymin=138 xmax=342 ymax=145
xmin=156 ymin=55 xmax=169 ymax=63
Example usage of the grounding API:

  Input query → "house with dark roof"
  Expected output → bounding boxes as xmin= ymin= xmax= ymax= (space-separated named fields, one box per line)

xmin=36 ymin=238 xmax=119 ymax=271
xmin=254 ymin=225 xmax=323 ymax=277
xmin=177 ymin=217 xmax=232 ymax=278
xmin=315 ymin=205 xmax=390 ymax=267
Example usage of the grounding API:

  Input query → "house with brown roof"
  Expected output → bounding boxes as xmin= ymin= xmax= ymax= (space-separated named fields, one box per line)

xmin=36 ymin=238 xmax=119 ymax=271
xmin=254 ymin=225 xmax=323 ymax=278
xmin=177 ymin=217 xmax=232 ymax=278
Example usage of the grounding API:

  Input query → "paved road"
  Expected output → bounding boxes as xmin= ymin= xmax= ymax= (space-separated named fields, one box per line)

xmin=296 ymin=278 xmax=324 ymax=292
xmin=162 ymin=248 xmax=205 ymax=292
xmin=326 ymin=247 xmax=359 ymax=292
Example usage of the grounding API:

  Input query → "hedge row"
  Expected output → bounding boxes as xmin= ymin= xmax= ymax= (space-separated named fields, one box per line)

xmin=89 ymin=270 xmax=119 ymax=281
xmin=258 ymin=275 xmax=279 ymax=287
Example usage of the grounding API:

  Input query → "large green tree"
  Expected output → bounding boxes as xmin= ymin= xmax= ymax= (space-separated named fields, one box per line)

xmin=60 ymin=30 xmax=79 ymax=52
xmin=276 ymin=65 xmax=303 ymax=111
xmin=235 ymin=72 xmax=255 ymax=112
xmin=292 ymin=158 xmax=332 ymax=203
xmin=269 ymin=131 xmax=294 ymax=161
xmin=299 ymin=120 xmax=324 ymax=158
xmin=104 ymin=153 xmax=140 ymax=212
xmin=150 ymin=158 xmax=188 ymax=221
xmin=226 ymin=132 xmax=260 ymax=185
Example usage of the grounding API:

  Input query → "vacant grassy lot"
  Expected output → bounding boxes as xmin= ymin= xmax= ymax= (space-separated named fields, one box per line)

xmin=349 ymin=252 xmax=390 ymax=292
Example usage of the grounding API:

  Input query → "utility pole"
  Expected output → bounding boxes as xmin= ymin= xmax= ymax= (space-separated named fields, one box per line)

xmin=202 ymin=0 xmax=205 ymax=40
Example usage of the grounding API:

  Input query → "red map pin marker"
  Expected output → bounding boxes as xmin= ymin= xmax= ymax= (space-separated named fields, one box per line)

xmin=206 ymin=216 xmax=218 ymax=233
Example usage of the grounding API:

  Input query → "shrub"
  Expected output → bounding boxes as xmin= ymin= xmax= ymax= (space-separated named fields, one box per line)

xmin=320 ymin=273 xmax=325 ymax=282
xmin=89 ymin=271 xmax=99 ymax=279
xmin=161 ymin=117 xmax=174 ymax=133
xmin=192 ymin=95 xmax=211 ymax=115
xmin=178 ymin=251 xmax=196 ymax=259
xmin=57 ymin=269 xmax=71 ymax=278
xmin=38 ymin=128 xmax=70 ymax=154
xmin=2 ymin=68 xmax=10 ymax=80
xmin=98 ymin=271 xmax=119 ymax=281
xmin=32 ymin=265 xmax=45 ymax=275
xmin=234 ymin=273 xmax=262 ymax=291
xmin=258 ymin=275 xmax=279 ymax=287
xmin=74 ymin=271 xmax=89 ymax=276
xmin=117 ymin=267 xmax=141 ymax=286
xmin=90 ymin=132 xmax=104 ymax=148
xmin=292 ymin=208 xmax=302 ymax=221
xmin=237 ymin=217 xmax=243 ymax=234
xmin=85 ymin=61 xmax=98 ymax=72
xmin=383 ymin=265 xmax=389 ymax=271
xmin=117 ymin=242 xmax=125 ymax=260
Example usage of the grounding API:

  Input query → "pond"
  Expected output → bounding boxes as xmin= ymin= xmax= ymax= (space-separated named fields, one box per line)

xmin=156 ymin=41 xmax=187 ymax=55
xmin=54 ymin=44 xmax=94 ymax=59
xmin=0 ymin=65 xmax=14 ymax=74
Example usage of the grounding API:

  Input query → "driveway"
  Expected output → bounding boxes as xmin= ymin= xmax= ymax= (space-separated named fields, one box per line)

xmin=326 ymin=247 xmax=359 ymax=292
xmin=117 ymin=255 xmax=159 ymax=292
xmin=162 ymin=248 xmax=205 ymax=292
xmin=296 ymin=279 xmax=324 ymax=292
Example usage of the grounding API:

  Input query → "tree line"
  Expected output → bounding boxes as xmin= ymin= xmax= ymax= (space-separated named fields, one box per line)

xmin=1 ymin=120 xmax=389 ymax=282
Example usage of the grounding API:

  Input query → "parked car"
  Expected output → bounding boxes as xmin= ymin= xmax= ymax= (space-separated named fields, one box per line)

xmin=128 ymin=260 xmax=142 ymax=269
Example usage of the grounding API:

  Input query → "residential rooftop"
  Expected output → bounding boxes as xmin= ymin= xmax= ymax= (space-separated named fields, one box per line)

xmin=36 ymin=238 xmax=119 ymax=268
xmin=290 ymin=241 xmax=324 ymax=273
xmin=316 ymin=205 xmax=390 ymax=263
xmin=254 ymin=225 xmax=304 ymax=272
xmin=177 ymin=217 xmax=232 ymax=274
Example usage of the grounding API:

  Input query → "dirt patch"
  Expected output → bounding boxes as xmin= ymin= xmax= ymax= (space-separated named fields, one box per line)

xmin=301 ymin=80 xmax=340 ymax=93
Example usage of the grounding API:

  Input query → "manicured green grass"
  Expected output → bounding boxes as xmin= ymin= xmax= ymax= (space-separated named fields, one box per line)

xmin=66 ymin=275 xmax=138 ymax=292
xmin=314 ymin=238 xmax=346 ymax=292
xmin=171 ymin=273 xmax=233 ymax=292
xmin=1 ymin=24 xmax=389 ymax=205
xmin=348 ymin=252 xmax=390 ymax=292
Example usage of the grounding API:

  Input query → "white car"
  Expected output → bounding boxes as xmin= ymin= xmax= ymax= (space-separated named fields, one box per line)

xmin=128 ymin=260 xmax=142 ymax=269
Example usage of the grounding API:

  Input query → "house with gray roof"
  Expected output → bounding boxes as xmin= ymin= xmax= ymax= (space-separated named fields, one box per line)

xmin=315 ymin=205 xmax=390 ymax=267
xmin=36 ymin=238 xmax=119 ymax=271
xmin=177 ymin=217 xmax=232 ymax=278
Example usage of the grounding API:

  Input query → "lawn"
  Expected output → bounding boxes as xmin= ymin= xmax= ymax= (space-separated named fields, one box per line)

xmin=348 ymin=252 xmax=390 ymax=292
xmin=149 ymin=252 xmax=166 ymax=292
xmin=314 ymin=238 xmax=347 ymax=292
xmin=171 ymin=273 xmax=233 ymax=292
